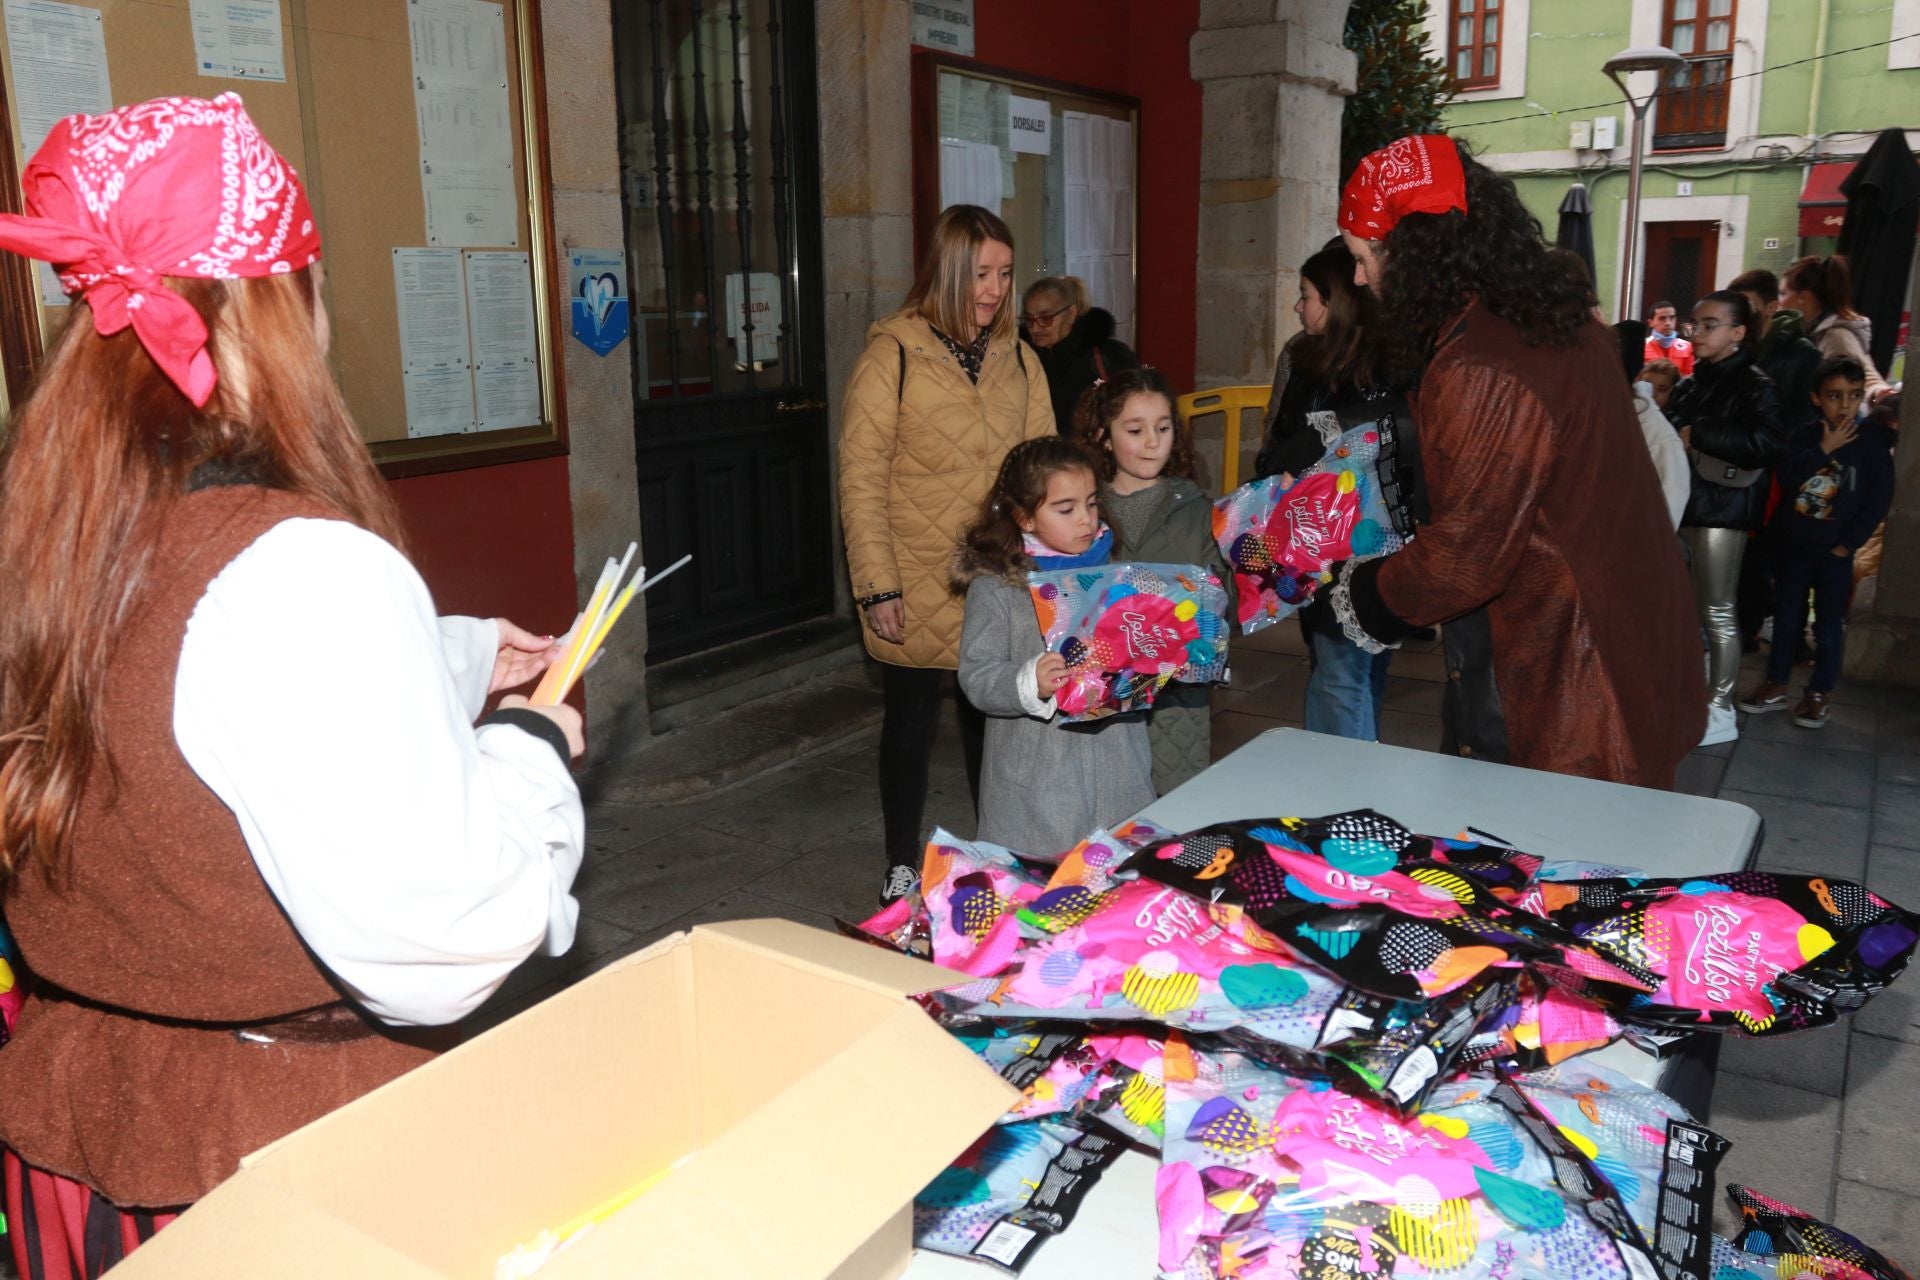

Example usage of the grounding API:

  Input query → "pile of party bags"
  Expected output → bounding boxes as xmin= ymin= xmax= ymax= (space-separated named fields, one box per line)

xmin=853 ymin=811 xmax=1919 ymax=1278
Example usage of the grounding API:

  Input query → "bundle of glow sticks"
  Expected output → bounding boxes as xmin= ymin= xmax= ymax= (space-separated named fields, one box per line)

xmin=529 ymin=545 xmax=691 ymax=706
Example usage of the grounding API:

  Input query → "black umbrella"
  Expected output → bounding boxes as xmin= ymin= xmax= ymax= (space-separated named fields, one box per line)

xmin=1556 ymin=183 xmax=1597 ymax=292
xmin=1838 ymin=128 xmax=1920 ymax=376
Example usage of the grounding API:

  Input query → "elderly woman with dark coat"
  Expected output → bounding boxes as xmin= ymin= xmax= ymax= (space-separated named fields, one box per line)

xmin=1021 ymin=275 xmax=1138 ymax=435
xmin=1332 ymin=135 xmax=1705 ymax=788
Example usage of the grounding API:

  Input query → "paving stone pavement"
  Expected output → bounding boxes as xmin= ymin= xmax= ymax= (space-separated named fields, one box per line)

xmin=486 ymin=624 xmax=1920 ymax=1267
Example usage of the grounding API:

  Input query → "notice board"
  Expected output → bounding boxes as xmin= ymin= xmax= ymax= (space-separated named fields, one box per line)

xmin=911 ymin=53 xmax=1138 ymax=347
xmin=0 ymin=0 xmax=564 ymax=476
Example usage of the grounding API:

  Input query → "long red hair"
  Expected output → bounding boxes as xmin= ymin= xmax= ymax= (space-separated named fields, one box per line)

xmin=0 ymin=267 xmax=405 ymax=882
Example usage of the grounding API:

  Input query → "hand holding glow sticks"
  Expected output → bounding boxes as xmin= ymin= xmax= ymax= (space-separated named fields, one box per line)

xmin=530 ymin=547 xmax=691 ymax=706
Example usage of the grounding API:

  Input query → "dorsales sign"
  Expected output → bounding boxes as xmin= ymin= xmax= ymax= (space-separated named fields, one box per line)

xmin=1008 ymin=94 xmax=1052 ymax=155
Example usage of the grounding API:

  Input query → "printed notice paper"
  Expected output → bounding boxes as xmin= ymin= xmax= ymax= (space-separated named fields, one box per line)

xmin=189 ymin=0 xmax=286 ymax=82
xmin=464 ymin=250 xmax=539 ymax=430
xmin=408 ymin=0 xmax=516 ymax=247
xmin=392 ymin=248 xmax=471 ymax=370
xmin=402 ymin=365 xmax=475 ymax=438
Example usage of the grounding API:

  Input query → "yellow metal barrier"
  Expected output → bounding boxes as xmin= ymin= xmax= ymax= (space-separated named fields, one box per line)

xmin=1176 ymin=385 xmax=1272 ymax=492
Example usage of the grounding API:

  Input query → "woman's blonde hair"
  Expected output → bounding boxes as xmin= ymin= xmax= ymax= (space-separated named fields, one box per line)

xmin=904 ymin=204 xmax=1016 ymax=342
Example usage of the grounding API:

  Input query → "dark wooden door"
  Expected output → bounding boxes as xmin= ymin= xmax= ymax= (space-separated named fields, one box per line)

xmin=612 ymin=0 xmax=832 ymax=662
xmin=1642 ymin=221 xmax=1720 ymax=322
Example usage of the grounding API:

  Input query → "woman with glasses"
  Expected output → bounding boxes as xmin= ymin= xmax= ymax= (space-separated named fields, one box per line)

xmin=1020 ymin=276 xmax=1138 ymax=435
xmin=1666 ymin=289 xmax=1788 ymax=746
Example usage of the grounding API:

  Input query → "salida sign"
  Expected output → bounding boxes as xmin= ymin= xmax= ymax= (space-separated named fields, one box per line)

xmin=725 ymin=271 xmax=782 ymax=365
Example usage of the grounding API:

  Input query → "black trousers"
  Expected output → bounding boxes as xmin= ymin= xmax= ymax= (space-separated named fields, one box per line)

xmin=878 ymin=663 xmax=984 ymax=867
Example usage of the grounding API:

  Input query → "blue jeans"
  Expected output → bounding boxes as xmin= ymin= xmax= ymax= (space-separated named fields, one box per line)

xmin=1305 ymin=627 xmax=1392 ymax=740
xmin=1766 ymin=545 xmax=1852 ymax=694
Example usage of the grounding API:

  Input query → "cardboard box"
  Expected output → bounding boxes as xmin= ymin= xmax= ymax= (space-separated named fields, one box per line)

xmin=109 ymin=919 xmax=1016 ymax=1279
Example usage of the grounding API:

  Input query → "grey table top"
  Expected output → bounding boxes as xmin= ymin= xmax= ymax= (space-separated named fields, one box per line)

xmin=1136 ymin=728 xmax=1762 ymax=874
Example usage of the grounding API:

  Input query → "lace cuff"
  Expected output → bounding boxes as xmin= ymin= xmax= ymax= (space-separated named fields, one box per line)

xmin=1329 ymin=561 xmax=1397 ymax=655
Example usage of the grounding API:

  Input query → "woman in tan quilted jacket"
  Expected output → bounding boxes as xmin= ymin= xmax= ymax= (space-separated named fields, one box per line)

xmin=838 ymin=204 xmax=1055 ymax=902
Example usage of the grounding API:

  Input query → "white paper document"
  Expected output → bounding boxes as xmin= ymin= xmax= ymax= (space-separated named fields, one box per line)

xmin=464 ymin=250 xmax=540 ymax=430
xmin=4 ymin=0 xmax=111 ymax=153
xmin=409 ymin=0 xmax=517 ymax=246
xmin=472 ymin=360 xmax=539 ymax=430
xmin=190 ymin=0 xmax=286 ymax=82
xmin=938 ymin=137 xmax=1002 ymax=213
xmin=402 ymin=364 xmax=475 ymax=438
xmin=392 ymin=247 xmax=471 ymax=369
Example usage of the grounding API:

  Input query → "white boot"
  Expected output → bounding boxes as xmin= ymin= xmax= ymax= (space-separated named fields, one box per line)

xmin=1699 ymin=702 xmax=1739 ymax=747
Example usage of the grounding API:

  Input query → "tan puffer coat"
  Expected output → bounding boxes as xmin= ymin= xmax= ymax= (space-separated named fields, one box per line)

xmin=839 ymin=311 xmax=1055 ymax=668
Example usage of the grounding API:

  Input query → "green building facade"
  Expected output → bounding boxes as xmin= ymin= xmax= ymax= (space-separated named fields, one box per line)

xmin=1431 ymin=0 xmax=1920 ymax=325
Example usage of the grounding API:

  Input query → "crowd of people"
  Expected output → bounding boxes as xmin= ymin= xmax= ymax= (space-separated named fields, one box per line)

xmin=839 ymin=133 xmax=1903 ymax=907
xmin=0 ymin=87 xmax=1900 ymax=1276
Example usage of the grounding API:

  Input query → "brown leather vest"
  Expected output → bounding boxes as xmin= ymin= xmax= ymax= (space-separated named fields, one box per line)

xmin=0 ymin=487 xmax=440 ymax=1207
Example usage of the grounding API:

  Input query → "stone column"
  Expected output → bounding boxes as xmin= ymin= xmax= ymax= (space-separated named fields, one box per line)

xmin=1189 ymin=0 xmax=1355 ymax=485
xmin=817 ymin=0 xmax=915 ymax=615
xmin=542 ymin=0 xmax=648 ymax=758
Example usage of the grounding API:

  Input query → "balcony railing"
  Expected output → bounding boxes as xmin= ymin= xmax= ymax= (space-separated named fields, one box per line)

xmin=1653 ymin=54 xmax=1732 ymax=150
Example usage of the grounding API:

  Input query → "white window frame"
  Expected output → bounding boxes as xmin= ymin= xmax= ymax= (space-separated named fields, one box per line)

xmin=1423 ymin=0 xmax=1530 ymax=103
xmin=1894 ymin=0 xmax=1920 ymax=70
xmin=1612 ymin=194 xmax=1750 ymax=324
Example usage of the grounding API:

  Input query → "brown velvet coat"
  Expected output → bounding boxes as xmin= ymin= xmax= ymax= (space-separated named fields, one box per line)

xmin=1362 ymin=303 xmax=1705 ymax=787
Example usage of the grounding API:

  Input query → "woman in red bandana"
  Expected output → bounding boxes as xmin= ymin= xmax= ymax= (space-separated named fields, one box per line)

xmin=0 ymin=95 xmax=586 ymax=1274
xmin=1329 ymin=135 xmax=1705 ymax=787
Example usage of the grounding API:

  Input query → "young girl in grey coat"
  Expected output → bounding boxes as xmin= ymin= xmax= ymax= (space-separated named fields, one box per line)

xmin=1074 ymin=368 xmax=1232 ymax=795
xmin=954 ymin=438 xmax=1155 ymax=859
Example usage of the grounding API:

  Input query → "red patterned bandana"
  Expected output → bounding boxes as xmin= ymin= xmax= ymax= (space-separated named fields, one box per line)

xmin=1338 ymin=134 xmax=1468 ymax=240
xmin=0 ymin=93 xmax=321 ymax=407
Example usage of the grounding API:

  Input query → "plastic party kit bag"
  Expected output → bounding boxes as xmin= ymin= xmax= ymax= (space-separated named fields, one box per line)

xmin=1155 ymin=1042 xmax=1696 ymax=1280
xmin=1543 ymin=870 xmax=1920 ymax=1035
xmin=915 ymin=1116 xmax=1128 ymax=1273
xmin=1124 ymin=813 xmax=1657 ymax=1005
xmin=1723 ymin=1184 xmax=1915 ymax=1280
xmin=1027 ymin=562 xmax=1229 ymax=722
xmin=1212 ymin=425 xmax=1407 ymax=634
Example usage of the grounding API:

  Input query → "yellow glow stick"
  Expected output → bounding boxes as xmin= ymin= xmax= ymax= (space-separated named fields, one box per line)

xmin=550 ymin=545 xmax=637 ymax=700
xmin=531 ymin=544 xmax=633 ymax=704
xmin=493 ymin=1155 xmax=692 ymax=1280
xmin=544 ymin=554 xmax=690 ymax=704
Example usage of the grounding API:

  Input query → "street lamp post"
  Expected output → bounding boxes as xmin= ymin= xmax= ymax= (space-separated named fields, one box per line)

xmin=1603 ymin=46 xmax=1686 ymax=323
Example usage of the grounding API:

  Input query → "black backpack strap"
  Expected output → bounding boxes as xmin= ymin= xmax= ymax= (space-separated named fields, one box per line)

xmin=896 ymin=337 xmax=907 ymax=405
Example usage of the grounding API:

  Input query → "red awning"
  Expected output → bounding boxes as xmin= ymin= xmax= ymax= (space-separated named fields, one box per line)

xmin=1798 ymin=160 xmax=1852 ymax=237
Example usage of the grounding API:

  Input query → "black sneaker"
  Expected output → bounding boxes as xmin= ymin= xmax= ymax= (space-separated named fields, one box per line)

xmin=879 ymin=863 xmax=920 ymax=905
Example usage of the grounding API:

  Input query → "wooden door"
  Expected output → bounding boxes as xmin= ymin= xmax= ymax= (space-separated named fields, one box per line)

xmin=611 ymin=0 xmax=833 ymax=662
xmin=1641 ymin=221 xmax=1720 ymax=323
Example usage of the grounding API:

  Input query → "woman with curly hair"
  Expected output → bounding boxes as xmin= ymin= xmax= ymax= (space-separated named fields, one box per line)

xmin=1331 ymin=135 xmax=1704 ymax=788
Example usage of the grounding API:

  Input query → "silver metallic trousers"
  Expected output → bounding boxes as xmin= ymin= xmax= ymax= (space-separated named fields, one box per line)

xmin=1684 ymin=526 xmax=1745 ymax=709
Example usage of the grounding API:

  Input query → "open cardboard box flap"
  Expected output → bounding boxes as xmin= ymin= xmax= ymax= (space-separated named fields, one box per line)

xmin=109 ymin=919 xmax=1015 ymax=1279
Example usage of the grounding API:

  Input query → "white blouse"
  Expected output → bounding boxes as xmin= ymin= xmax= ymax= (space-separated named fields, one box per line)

xmin=171 ymin=517 xmax=585 ymax=1027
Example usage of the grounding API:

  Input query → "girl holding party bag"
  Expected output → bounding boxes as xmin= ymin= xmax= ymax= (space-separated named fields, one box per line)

xmin=954 ymin=439 xmax=1154 ymax=858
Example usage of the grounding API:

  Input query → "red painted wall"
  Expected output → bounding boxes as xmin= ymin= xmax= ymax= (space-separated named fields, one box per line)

xmin=964 ymin=0 xmax=1202 ymax=393
xmin=388 ymin=456 xmax=578 ymax=637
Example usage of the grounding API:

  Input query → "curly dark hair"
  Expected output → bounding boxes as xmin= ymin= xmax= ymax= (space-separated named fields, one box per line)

xmin=952 ymin=436 xmax=1099 ymax=589
xmin=1070 ymin=367 xmax=1198 ymax=483
xmin=1371 ymin=137 xmax=1594 ymax=378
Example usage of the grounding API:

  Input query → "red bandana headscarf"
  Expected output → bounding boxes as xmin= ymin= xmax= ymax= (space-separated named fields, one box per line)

xmin=1338 ymin=134 xmax=1468 ymax=240
xmin=0 ymin=92 xmax=321 ymax=407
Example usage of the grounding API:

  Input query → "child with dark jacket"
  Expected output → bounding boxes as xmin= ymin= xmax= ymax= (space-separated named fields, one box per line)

xmin=1739 ymin=357 xmax=1895 ymax=729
